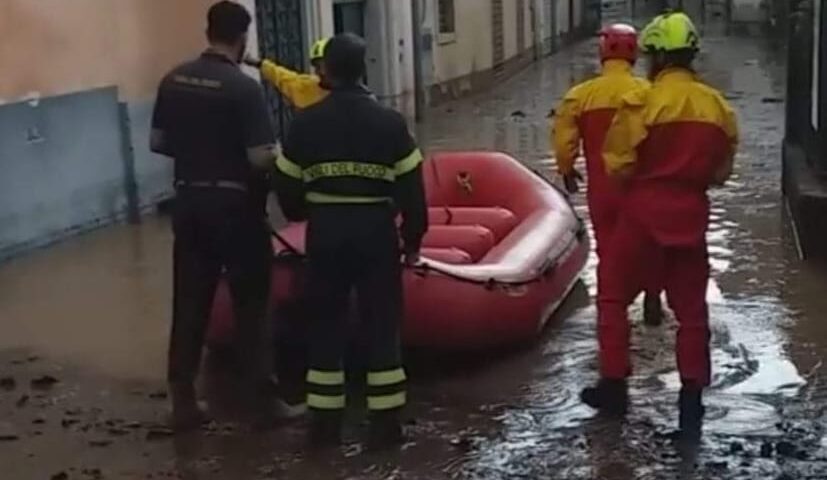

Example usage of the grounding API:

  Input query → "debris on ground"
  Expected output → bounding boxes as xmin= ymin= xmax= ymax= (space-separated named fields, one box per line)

xmin=10 ymin=356 xmax=40 ymax=365
xmin=62 ymin=418 xmax=80 ymax=428
xmin=776 ymin=440 xmax=797 ymax=457
xmin=148 ymin=390 xmax=168 ymax=400
xmin=89 ymin=438 xmax=113 ymax=448
xmin=107 ymin=427 xmax=130 ymax=437
xmin=82 ymin=467 xmax=104 ymax=479
xmin=0 ymin=422 xmax=20 ymax=441
xmin=50 ymin=472 xmax=69 ymax=480
xmin=0 ymin=375 xmax=16 ymax=390
xmin=30 ymin=375 xmax=59 ymax=390
xmin=15 ymin=394 xmax=29 ymax=407
xmin=146 ymin=427 xmax=174 ymax=441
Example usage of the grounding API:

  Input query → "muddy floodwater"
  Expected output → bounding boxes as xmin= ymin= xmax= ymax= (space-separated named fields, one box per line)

xmin=2 ymin=24 xmax=827 ymax=480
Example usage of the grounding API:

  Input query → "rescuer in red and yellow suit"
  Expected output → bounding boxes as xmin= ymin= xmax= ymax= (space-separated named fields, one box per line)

xmin=245 ymin=38 xmax=330 ymax=109
xmin=580 ymin=12 xmax=738 ymax=437
xmin=552 ymin=23 xmax=665 ymax=326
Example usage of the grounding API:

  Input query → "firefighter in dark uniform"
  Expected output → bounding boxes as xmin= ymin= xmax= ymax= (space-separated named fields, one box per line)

xmin=150 ymin=1 xmax=282 ymax=430
xmin=274 ymin=33 xmax=428 ymax=448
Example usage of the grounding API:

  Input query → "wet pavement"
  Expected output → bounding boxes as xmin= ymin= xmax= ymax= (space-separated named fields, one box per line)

xmin=3 ymin=21 xmax=827 ymax=480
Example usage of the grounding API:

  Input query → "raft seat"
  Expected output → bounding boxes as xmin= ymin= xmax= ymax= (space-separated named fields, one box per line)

xmin=427 ymin=207 xmax=518 ymax=243
xmin=422 ymin=225 xmax=496 ymax=263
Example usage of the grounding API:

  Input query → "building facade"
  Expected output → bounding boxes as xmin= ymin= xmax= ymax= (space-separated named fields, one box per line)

xmin=0 ymin=0 xmax=596 ymax=259
xmin=299 ymin=0 xmax=598 ymax=109
xmin=783 ymin=0 xmax=827 ymax=260
xmin=0 ymin=0 xmax=235 ymax=259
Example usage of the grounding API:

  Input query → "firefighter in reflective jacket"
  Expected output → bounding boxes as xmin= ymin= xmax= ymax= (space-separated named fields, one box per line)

xmin=244 ymin=38 xmax=330 ymax=109
xmin=273 ymin=33 xmax=428 ymax=448
xmin=551 ymin=23 xmax=665 ymax=326
xmin=581 ymin=13 xmax=738 ymax=437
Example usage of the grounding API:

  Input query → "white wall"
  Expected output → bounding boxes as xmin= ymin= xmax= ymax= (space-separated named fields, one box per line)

xmin=731 ymin=0 xmax=766 ymax=23
xmin=429 ymin=0 xmax=495 ymax=85
xmin=302 ymin=0 xmax=414 ymax=113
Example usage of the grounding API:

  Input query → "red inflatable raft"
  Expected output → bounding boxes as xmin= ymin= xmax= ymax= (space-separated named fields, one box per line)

xmin=208 ymin=151 xmax=589 ymax=350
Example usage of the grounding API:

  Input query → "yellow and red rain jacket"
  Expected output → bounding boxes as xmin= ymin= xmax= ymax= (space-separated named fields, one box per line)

xmin=603 ymin=68 xmax=739 ymax=246
xmin=260 ymin=60 xmax=329 ymax=109
xmin=552 ymin=60 xmax=650 ymax=222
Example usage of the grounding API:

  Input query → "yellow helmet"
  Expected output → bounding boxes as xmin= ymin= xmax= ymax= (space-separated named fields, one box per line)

xmin=639 ymin=12 xmax=700 ymax=53
xmin=309 ymin=38 xmax=330 ymax=62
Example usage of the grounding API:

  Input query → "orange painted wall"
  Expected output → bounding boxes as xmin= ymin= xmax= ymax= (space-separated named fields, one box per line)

xmin=0 ymin=0 xmax=216 ymax=101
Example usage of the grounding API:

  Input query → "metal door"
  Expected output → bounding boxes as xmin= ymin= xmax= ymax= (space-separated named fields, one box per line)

xmin=334 ymin=1 xmax=366 ymax=36
xmin=255 ymin=0 xmax=305 ymax=138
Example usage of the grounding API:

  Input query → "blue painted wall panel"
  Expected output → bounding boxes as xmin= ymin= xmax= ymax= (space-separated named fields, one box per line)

xmin=0 ymin=87 xmax=127 ymax=259
xmin=127 ymin=100 xmax=174 ymax=208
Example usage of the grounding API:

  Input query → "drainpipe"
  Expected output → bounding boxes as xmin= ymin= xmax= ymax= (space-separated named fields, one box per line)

xmin=818 ymin=0 xmax=827 ymax=172
xmin=411 ymin=0 xmax=425 ymax=121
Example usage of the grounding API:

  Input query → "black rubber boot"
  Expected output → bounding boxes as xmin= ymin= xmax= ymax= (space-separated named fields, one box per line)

xmin=308 ymin=411 xmax=343 ymax=449
xmin=678 ymin=385 xmax=705 ymax=440
xmin=643 ymin=293 xmax=664 ymax=326
xmin=367 ymin=410 xmax=405 ymax=450
xmin=169 ymin=383 xmax=209 ymax=432
xmin=580 ymin=379 xmax=629 ymax=416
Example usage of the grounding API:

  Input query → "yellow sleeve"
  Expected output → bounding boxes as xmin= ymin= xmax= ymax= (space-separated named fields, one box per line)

xmin=603 ymin=88 xmax=650 ymax=176
xmin=260 ymin=59 xmax=326 ymax=109
xmin=551 ymin=85 xmax=584 ymax=175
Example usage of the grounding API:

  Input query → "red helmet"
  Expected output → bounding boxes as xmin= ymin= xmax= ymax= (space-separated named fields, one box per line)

xmin=599 ymin=23 xmax=638 ymax=63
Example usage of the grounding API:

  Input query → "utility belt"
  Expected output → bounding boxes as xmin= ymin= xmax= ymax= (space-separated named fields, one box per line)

xmin=175 ymin=179 xmax=248 ymax=193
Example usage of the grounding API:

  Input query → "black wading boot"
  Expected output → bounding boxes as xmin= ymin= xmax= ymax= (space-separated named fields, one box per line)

xmin=580 ymin=378 xmax=629 ymax=416
xmin=643 ymin=293 xmax=664 ymax=326
xmin=678 ymin=384 xmax=705 ymax=441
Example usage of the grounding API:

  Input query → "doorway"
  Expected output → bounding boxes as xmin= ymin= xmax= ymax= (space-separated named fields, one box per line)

xmin=334 ymin=0 xmax=366 ymax=36
xmin=255 ymin=0 xmax=305 ymax=136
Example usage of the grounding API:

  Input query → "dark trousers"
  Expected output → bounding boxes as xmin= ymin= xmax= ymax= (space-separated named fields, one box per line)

xmin=304 ymin=205 xmax=406 ymax=415
xmin=168 ymin=189 xmax=272 ymax=393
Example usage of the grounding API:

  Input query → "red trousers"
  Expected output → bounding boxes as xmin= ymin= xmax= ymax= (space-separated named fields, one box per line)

xmin=591 ymin=203 xmax=662 ymax=296
xmin=597 ymin=212 xmax=711 ymax=386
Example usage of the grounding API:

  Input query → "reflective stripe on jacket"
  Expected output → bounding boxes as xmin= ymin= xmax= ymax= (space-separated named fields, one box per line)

xmin=260 ymin=59 xmax=329 ymax=109
xmin=273 ymin=86 xmax=428 ymax=252
xmin=551 ymin=59 xmax=649 ymax=219
xmin=602 ymin=68 xmax=739 ymax=245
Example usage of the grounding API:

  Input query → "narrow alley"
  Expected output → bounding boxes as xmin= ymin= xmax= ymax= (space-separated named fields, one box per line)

xmin=2 ymin=18 xmax=827 ymax=480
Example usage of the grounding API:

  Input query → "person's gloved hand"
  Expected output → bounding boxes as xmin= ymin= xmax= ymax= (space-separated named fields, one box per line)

xmin=403 ymin=251 xmax=421 ymax=267
xmin=563 ymin=169 xmax=584 ymax=194
xmin=243 ymin=54 xmax=263 ymax=68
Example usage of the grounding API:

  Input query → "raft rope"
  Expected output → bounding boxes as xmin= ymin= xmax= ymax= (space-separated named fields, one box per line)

xmin=270 ymin=227 xmax=584 ymax=289
xmin=269 ymin=161 xmax=588 ymax=289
